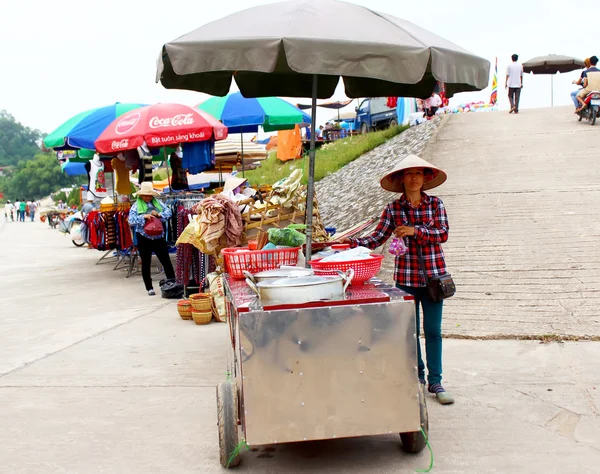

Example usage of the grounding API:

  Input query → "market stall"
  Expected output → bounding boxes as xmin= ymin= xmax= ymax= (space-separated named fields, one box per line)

xmin=157 ymin=0 xmax=490 ymax=469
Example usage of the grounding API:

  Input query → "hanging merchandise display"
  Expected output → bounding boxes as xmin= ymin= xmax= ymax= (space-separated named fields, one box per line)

xmin=137 ymin=142 xmax=154 ymax=183
xmin=182 ymin=139 xmax=215 ymax=175
xmin=169 ymin=147 xmax=189 ymax=191
xmin=84 ymin=154 xmax=108 ymax=200
xmin=112 ymin=154 xmax=132 ymax=195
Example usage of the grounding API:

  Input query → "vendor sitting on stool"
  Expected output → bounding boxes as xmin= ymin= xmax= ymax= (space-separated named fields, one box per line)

xmin=128 ymin=182 xmax=176 ymax=296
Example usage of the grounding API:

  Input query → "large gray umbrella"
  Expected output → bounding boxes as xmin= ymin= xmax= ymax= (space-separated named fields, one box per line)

xmin=157 ymin=0 xmax=490 ymax=262
xmin=522 ymin=54 xmax=585 ymax=106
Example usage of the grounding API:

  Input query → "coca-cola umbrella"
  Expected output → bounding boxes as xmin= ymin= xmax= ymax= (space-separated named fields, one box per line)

xmin=95 ymin=103 xmax=227 ymax=192
xmin=156 ymin=0 xmax=490 ymax=261
xmin=95 ymin=103 xmax=227 ymax=153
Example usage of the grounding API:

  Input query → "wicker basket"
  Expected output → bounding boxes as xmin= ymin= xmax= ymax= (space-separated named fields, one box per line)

xmin=189 ymin=293 xmax=212 ymax=312
xmin=192 ymin=310 xmax=212 ymax=325
xmin=177 ymin=300 xmax=193 ymax=320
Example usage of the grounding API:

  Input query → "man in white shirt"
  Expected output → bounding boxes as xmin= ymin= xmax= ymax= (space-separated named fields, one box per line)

xmin=4 ymin=200 xmax=14 ymax=221
xmin=505 ymin=54 xmax=523 ymax=114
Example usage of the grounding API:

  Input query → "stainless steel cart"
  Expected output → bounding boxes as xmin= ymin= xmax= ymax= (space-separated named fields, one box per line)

xmin=218 ymin=276 xmax=429 ymax=468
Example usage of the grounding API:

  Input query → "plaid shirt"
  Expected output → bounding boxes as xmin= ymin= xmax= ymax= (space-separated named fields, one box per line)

xmin=349 ymin=193 xmax=448 ymax=287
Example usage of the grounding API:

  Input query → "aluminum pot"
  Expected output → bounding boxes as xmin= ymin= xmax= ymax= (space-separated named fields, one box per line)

xmin=243 ymin=267 xmax=313 ymax=283
xmin=245 ymin=269 xmax=354 ymax=305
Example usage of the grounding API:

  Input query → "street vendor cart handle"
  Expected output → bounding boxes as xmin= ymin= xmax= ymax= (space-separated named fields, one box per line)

xmin=335 ymin=268 xmax=355 ymax=292
xmin=245 ymin=277 xmax=261 ymax=298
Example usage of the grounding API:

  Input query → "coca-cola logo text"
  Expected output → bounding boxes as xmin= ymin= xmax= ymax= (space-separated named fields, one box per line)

xmin=115 ymin=112 xmax=140 ymax=135
xmin=111 ymin=139 xmax=129 ymax=150
xmin=148 ymin=113 xmax=195 ymax=129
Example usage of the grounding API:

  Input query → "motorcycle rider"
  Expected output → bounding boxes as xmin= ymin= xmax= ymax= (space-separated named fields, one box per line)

xmin=571 ymin=58 xmax=591 ymax=110
xmin=576 ymin=56 xmax=600 ymax=113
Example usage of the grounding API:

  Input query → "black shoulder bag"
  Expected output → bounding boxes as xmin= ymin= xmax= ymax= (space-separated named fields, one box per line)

xmin=416 ymin=245 xmax=456 ymax=302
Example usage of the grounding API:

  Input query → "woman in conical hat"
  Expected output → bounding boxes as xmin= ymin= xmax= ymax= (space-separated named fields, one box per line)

xmin=342 ymin=154 xmax=454 ymax=404
xmin=129 ymin=181 xmax=176 ymax=296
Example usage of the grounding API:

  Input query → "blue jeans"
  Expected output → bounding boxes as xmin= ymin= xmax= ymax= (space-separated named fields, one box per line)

xmin=571 ymin=89 xmax=582 ymax=107
xmin=397 ymin=284 xmax=444 ymax=385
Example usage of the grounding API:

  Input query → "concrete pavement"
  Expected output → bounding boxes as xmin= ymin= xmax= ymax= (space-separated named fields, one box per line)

xmin=422 ymin=106 xmax=600 ymax=338
xmin=1 ymin=217 xmax=599 ymax=472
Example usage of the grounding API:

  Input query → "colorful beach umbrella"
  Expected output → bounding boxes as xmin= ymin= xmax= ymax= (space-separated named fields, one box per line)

xmin=94 ymin=103 xmax=228 ymax=154
xmin=198 ymin=92 xmax=304 ymax=133
xmin=60 ymin=160 xmax=88 ymax=176
xmin=44 ymin=102 xmax=146 ymax=150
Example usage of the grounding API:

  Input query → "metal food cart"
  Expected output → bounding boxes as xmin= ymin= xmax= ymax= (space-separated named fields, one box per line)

xmin=218 ymin=276 xmax=429 ymax=468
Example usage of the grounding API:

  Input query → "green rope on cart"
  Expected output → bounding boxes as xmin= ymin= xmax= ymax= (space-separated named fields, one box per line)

xmin=225 ymin=371 xmax=231 ymax=381
xmin=226 ymin=439 xmax=249 ymax=467
xmin=415 ymin=427 xmax=434 ymax=473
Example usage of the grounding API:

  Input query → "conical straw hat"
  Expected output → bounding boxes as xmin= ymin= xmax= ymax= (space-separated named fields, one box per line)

xmin=380 ymin=154 xmax=447 ymax=193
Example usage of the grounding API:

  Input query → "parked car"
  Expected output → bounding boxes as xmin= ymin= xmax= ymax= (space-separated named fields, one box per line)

xmin=354 ymin=97 xmax=398 ymax=134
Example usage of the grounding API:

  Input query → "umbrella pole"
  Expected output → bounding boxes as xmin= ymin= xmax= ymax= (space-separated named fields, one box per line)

xmin=164 ymin=147 xmax=172 ymax=194
xmin=304 ymin=74 xmax=318 ymax=267
xmin=241 ymin=131 xmax=245 ymax=178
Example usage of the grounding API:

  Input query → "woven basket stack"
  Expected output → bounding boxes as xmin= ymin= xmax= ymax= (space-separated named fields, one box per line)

xmin=188 ymin=293 xmax=213 ymax=325
xmin=177 ymin=300 xmax=193 ymax=320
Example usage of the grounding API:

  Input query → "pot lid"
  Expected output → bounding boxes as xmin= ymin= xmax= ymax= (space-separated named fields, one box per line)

xmin=257 ymin=275 xmax=342 ymax=288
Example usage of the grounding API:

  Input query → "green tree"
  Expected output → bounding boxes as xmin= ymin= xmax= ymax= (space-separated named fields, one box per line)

xmin=0 ymin=110 xmax=43 ymax=167
xmin=2 ymin=153 xmax=83 ymax=200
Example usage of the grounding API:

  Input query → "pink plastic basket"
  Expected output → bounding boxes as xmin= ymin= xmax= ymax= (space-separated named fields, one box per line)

xmin=310 ymin=254 xmax=385 ymax=285
xmin=222 ymin=247 xmax=301 ymax=279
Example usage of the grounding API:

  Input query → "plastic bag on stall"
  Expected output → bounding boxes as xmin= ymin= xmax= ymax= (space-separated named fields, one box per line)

xmin=319 ymin=246 xmax=373 ymax=263
xmin=267 ymin=227 xmax=306 ymax=248
xmin=160 ymin=278 xmax=184 ymax=299
xmin=208 ymin=272 xmax=227 ymax=322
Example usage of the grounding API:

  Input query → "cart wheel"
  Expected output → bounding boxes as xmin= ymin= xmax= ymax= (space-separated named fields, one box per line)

xmin=399 ymin=383 xmax=429 ymax=453
xmin=217 ymin=381 xmax=240 ymax=468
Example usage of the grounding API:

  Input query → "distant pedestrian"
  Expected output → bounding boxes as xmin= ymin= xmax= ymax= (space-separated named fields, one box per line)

xmin=505 ymin=54 xmax=523 ymax=114
xmin=57 ymin=200 xmax=66 ymax=210
xmin=19 ymin=199 xmax=26 ymax=221
xmin=29 ymin=200 xmax=37 ymax=222
xmin=4 ymin=200 xmax=14 ymax=221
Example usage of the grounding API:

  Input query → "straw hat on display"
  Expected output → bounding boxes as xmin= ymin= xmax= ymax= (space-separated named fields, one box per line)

xmin=380 ymin=154 xmax=447 ymax=193
xmin=223 ymin=176 xmax=248 ymax=193
xmin=134 ymin=181 xmax=160 ymax=197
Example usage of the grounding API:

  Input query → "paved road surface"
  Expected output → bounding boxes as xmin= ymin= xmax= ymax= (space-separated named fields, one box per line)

xmin=1 ymin=215 xmax=599 ymax=472
xmin=423 ymin=107 xmax=600 ymax=338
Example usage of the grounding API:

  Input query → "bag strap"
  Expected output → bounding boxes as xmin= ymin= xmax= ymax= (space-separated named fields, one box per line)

xmin=416 ymin=244 xmax=430 ymax=285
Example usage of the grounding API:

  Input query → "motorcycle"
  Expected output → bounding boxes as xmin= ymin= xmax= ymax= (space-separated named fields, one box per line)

xmin=58 ymin=211 xmax=86 ymax=247
xmin=577 ymin=91 xmax=600 ymax=126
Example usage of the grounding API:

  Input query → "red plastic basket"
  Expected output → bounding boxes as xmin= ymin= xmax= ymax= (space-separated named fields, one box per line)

xmin=310 ymin=254 xmax=385 ymax=285
xmin=222 ymin=247 xmax=301 ymax=279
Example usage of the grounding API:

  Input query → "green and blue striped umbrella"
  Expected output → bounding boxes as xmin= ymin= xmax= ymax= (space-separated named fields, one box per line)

xmin=198 ymin=92 xmax=305 ymax=132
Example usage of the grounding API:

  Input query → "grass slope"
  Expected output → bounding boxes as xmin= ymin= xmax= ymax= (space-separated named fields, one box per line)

xmin=243 ymin=125 xmax=408 ymax=186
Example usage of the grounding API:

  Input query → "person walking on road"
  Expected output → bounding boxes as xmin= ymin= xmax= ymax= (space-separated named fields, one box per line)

xmin=4 ymin=200 xmax=14 ymax=222
xmin=18 ymin=200 xmax=26 ymax=222
xmin=340 ymin=155 xmax=454 ymax=405
xmin=29 ymin=200 xmax=37 ymax=222
xmin=506 ymin=54 xmax=523 ymax=114
xmin=128 ymin=182 xmax=176 ymax=296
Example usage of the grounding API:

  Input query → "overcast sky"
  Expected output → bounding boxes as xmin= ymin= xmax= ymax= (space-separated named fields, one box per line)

xmin=1 ymin=0 xmax=597 ymax=133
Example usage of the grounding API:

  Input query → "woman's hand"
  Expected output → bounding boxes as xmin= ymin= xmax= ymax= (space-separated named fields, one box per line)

xmin=394 ymin=226 xmax=415 ymax=238
xmin=151 ymin=210 xmax=159 ymax=217
xmin=337 ymin=237 xmax=351 ymax=244
xmin=143 ymin=214 xmax=153 ymax=220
